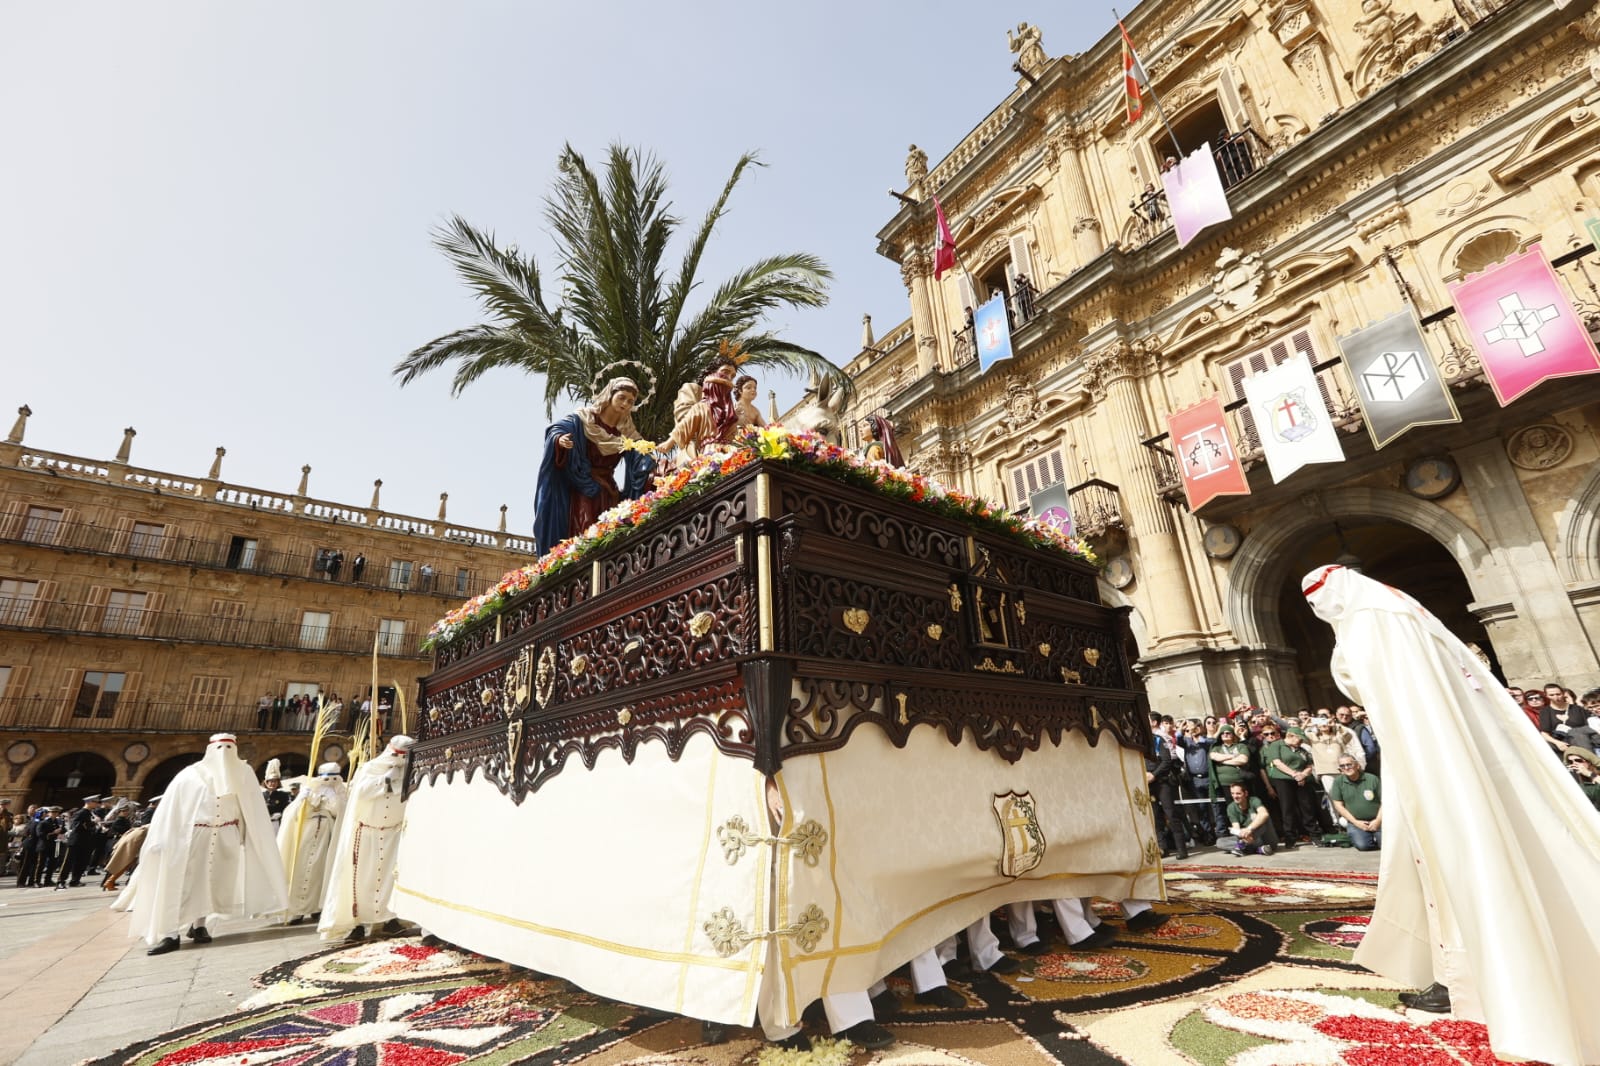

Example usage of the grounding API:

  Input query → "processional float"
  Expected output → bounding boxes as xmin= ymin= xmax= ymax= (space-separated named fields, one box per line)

xmin=396 ymin=445 xmax=1157 ymax=1029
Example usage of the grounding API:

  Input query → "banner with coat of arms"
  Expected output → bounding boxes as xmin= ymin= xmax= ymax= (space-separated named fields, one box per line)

xmin=1448 ymin=243 xmax=1600 ymax=406
xmin=1240 ymin=352 xmax=1345 ymax=484
xmin=1167 ymin=396 xmax=1250 ymax=511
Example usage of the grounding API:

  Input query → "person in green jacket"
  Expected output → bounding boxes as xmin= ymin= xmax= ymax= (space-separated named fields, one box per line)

xmin=1262 ymin=727 xmax=1325 ymax=846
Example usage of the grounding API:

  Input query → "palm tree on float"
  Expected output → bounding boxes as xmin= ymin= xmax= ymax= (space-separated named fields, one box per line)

xmin=394 ymin=143 xmax=841 ymax=441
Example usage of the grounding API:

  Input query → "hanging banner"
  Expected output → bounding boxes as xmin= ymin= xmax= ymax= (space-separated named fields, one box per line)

xmin=1241 ymin=352 xmax=1345 ymax=483
xmin=1336 ymin=310 xmax=1461 ymax=450
xmin=1162 ymin=146 xmax=1232 ymax=248
xmin=1167 ymin=396 xmax=1250 ymax=511
xmin=1028 ymin=482 xmax=1074 ymax=537
xmin=973 ymin=292 xmax=1014 ymax=373
xmin=1448 ymin=243 xmax=1600 ymax=406
xmin=1586 ymin=218 xmax=1600 ymax=250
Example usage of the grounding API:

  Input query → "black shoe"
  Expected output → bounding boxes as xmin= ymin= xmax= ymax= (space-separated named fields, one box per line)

xmin=1398 ymin=982 xmax=1451 ymax=1013
xmin=287 ymin=915 xmax=306 ymax=926
xmin=914 ymin=985 xmax=965 ymax=1009
xmin=187 ymin=925 xmax=212 ymax=943
xmin=1126 ymin=909 xmax=1169 ymax=934
xmin=345 ymin=926 xmax=366 ymax=942
xmin=53 ymin=883 xmax=66 ymax=891
xmin=986 ymin=955 xmax=1022 ymax=975
xmin=1069 ymin=925 xmax=1116 ymax=950
xmin=1020 ymin=940 xmax=1052 ymax=955
xmin=941 ymin=958 xmax=973 ymax=979
xmin=420 ymin=934 xmax=444 ymax=948
xmin=869 ymin=990 xmax=899 ymax=1019
xmin=68 ymin=881 xmax=82 ymax=887
xmin=839 ymin=1020 xmax=895 ymax=1050
xmin=770 ymin=1032 xmax=811 ymax=1052
xmin=380 ymin=918 xmax=405 ymax=935
xmin=147 ymin=937 xmax=180 ymax=956
xmin=311 ymin=911 xmax=322 ymax=922
xmin=700 ymin=1020 xmax=728 ymax=1045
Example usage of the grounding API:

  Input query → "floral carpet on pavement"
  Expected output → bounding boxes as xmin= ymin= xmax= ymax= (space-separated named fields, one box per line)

xmin=83 ymin=866 xmax=1546 ymax=1066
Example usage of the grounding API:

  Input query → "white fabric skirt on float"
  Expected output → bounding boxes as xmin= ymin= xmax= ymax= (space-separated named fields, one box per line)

xmin=395 ymin=715 xmax=1159 ymax=1030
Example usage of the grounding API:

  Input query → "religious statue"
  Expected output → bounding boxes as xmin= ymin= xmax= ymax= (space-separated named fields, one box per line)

xmin=534 ymin=377 xmax=655 ymax=555
xmin=1007 ymin=22 xmax=1048 ymax=77
xmin=904 ymin=144 xmax=928 ymax=193
xmin=858 ymin=415 xmax=904 ymax=467
xmin=667 ymin=355 xmax=742 ymax=461
xmin=735 ymin=373 xmax=766 ymax=429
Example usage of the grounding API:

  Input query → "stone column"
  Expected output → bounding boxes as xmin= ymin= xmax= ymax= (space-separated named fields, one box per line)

xmin=901 ymin=245 xmax=939 ymax=376
xmin=1454 ymin=438 xmax=1600 ymax=686
xmin=1089 ymin=343 xmax=1201 ymax=642
xmin=5 ymin=405 xmax=30 ymax=444
xmin=1048 ymin=126 xmax=1104 ymax=268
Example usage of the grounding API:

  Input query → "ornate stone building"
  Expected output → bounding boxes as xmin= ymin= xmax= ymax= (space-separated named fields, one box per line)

xmin=851 ymin=0 xmax=1600 ymax=715
xmin=0 ymin=409 xmax=535 ymax=806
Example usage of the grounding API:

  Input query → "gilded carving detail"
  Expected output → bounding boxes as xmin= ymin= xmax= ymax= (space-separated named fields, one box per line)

xmin=569 ymin=653 xmax=588 ymax=677
xmin=926 ymin=623 xmax=944 ymax=641
xmin=534 ymin=646 xmax=556 ymax=709
xmin=1084 ymin=648 xmax=1101 ymax=667
xmin=1061 ymin=667 xmax=1083 ymax=684
xmin=977 ymin=657 xmax=1024 ymax=675
xmin=688 ymin=611 xmax=716 ymax=638
xmin=502 ymin=646 xmax=534 ymax=719
xmin=841 ymin=608 xmax=871 ymax=634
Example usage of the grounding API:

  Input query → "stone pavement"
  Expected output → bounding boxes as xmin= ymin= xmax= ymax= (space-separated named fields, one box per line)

xmin=0 ymin=842 xmax=1380 ymax=1065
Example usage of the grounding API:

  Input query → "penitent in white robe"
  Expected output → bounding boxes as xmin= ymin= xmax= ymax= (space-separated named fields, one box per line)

xmin=318 ymin=749 xmax=406 ymax=940
xmin=115 ymin=743 xmax=286 ymax=943
xmin=1303 ymin=564 xmax=1600 ymax=1066
xmin=276 ymin=778 xmax=348 ymax=919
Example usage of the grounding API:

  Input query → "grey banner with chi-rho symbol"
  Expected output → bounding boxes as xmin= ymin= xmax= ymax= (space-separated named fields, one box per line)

xmin=1336 ymin=309 xmax=1461 ymax=449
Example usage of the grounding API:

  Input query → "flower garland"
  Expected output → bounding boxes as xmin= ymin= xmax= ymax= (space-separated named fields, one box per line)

xmin=424 ymin=426 xmax=1096 ymax=650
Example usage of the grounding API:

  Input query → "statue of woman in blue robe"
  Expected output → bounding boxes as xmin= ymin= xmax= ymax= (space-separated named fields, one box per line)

xmin=533 ymin=377 xmax=655 ymax=555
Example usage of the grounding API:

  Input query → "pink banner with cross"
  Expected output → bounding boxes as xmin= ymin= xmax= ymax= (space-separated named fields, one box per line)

xmin=1448 ymin=243 xmax=1600 ymax=406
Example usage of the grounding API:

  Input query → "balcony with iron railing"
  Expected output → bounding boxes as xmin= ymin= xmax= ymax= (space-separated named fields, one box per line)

xmin=1066 ymin=478 xmax=1126 ymax=539
xmin=1123 ymin=128 xmax=1266 ymax=250
xmin=0 ymin=597 xmax=428 ymax=658
xmin=0 ymin=695 xmax=384 ymax=734
xmin=0 ymin=516 xmax=487 ymax=598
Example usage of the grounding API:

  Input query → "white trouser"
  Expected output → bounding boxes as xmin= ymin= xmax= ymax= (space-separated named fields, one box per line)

xmin=820 ymin=981 xmax=887 ymax=1032
xmin=1007 ymin=901 xmax=1043 ymax=947
xmin=908 ymin=946 xmax=947 ymax=993
xmin=963 ymin=915 xmax=1005 ymax=971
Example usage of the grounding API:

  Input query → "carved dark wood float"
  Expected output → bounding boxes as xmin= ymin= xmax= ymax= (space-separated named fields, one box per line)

xmin=395 ymin=457 xmax=1160 ymax=1030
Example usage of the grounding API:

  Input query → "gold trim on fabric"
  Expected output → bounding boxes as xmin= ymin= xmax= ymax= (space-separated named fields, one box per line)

xmin=757 ymin=532 xmax=774 ymax=651
xmin=393 ymin=884 xmax=751 ymax=970
xmin=740 ymin=773 xmax=769 ymax=1019
xmin=817 ymin=754 xmax=844 ymax=1001
xmin=675 ymin=755 xmax=720 ymax=1012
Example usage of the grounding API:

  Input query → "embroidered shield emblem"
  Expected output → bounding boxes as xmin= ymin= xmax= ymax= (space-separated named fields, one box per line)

xmin=992 ymin=791 xmax=1046 ymax=878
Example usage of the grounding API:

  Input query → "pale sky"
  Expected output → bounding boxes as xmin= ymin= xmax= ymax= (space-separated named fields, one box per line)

xmin=2 ymin=3 xmax=1101 ymax=533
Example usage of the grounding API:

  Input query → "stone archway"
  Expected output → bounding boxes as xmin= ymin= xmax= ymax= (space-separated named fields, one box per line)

xmin=1225 ymin=486 xmax=1505 ymax=649
xmin=140 ymin=753 xmax=201 ymax=801
xmin=26 ymin=751 xmax=117 ymax=808
xmin=1556 ymin=463 xmax=1600 ymax=585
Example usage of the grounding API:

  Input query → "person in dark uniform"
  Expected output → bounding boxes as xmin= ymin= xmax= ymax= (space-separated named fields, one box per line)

xmin=1146 ymin=717 xmax=1189 ymax=859
xmin=55 ymin=795 xmax=105 ymax=888
xmin=98 ymin=799 xmax=133 ymax=869
xmin=261 ymin=762 xmax=292 ymax=828
xmin=16 ymin=807 xmax=51 ymax=887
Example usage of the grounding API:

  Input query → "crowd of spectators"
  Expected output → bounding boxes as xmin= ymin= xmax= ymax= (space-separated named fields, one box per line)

xmin=1148 ymin=679 xmax=1600 ymax=860
xmin=252 ymin=691 xmax=393 ymax=734
xmin=5 ymin=795 xmax=155 ymax=888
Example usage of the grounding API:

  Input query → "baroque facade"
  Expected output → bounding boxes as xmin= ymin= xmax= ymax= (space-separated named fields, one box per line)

xmin=849 ymin=0 xmax=1600 ymax=715
xmin=0 ymin=409 xmax=535 ymax=806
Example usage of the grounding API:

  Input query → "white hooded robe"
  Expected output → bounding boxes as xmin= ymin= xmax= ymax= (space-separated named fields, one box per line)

xmin=1303 ymin=564 xmax=1600 ymax=1066
xmin=115 ymin=736 xmax=287 ymax=943
xmin=276 ymin=772 xmax=348 ymax=919
xmin=318 ymin=741 xmax=409 ymax=939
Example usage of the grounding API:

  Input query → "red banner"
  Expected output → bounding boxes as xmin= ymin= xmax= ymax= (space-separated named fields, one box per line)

xmin=1168 ymin=396 xmax=1250 ymax=511
xmin=1448 ymin=243 xmax=1600 ymax=406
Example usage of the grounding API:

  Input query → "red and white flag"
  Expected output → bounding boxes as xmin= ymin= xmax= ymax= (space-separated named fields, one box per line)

xmin=1120 ymin=19 xmax=1147 ymax=124
xmin=1167 ymin=396 xmax=1251 ymax=511
xmin=1448 ymin=243 xmax=1600 ymax=406
xmin=933 ymin=196 xmax=957 ymax=281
